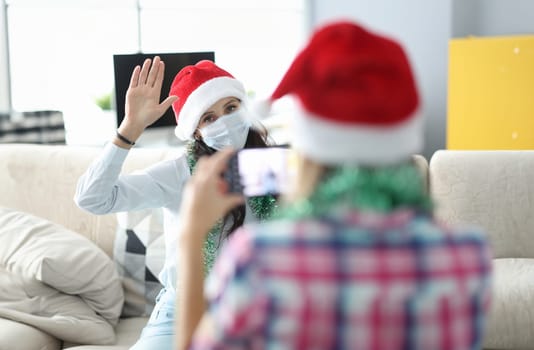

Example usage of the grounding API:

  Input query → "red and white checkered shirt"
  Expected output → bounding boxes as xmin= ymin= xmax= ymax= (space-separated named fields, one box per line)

xmin=190 ymin=208 xmax=493 ymax=350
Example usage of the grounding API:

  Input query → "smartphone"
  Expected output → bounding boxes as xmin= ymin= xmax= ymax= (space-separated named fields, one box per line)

xmin=224 ymin=147 xmax=294 ymax=197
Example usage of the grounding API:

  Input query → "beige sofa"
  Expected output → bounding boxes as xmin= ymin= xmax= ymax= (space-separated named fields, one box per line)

xmin=0 ymin=143 xmax=183 ymax=350
xmin=429 ymin=150 xmax=534 ymax=350
xmin=0 ymin=144 xmax=532 ymax=350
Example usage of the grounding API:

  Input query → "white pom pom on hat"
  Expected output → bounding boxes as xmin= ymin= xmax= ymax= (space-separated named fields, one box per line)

xmin=264 ymin=20 xmax=423 ymax=166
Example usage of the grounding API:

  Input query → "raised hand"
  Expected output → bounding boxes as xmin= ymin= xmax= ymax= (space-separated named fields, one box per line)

xmin=116 ymin=56 xmax=178 ymax=146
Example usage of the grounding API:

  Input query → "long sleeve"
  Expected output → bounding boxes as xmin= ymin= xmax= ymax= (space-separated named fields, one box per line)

xmin=74 ymin=142 xmax=190 ymax=215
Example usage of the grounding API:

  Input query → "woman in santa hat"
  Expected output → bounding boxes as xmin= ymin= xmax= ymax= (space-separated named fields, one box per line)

xmin=175 ymin=20 xmax=493 ymax=350
xmin=75 ymin=57 xmax=277 ymax=350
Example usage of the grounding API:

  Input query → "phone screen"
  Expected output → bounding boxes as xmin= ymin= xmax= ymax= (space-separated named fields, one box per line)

xmin=226 ymin=147 xmax=294 ymax=197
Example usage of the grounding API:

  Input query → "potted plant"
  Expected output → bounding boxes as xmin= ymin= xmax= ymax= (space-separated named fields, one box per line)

xmin=95 ymin=92 xmax=113 ymax=111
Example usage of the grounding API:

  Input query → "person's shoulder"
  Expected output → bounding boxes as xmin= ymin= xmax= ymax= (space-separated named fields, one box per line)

xmin=142 ymin=149 xmax=189 ymax=172
xmin=243 ymin=217 xmax=330 ymax=245
xmin=413 ymin=215 xmax=488 ymax=245
xmin=159 ymin=149 xmax=189 ymax=165
xmin=170 ymin=151 xmax=190 ymax=170
xmin=214 ymin=225 xmax=260 ymax=273
xmin=447 ymin=223 xmax=489 ymax=245
xmin=222 ymin=220 xmax=307 ymax=271
xmin=134 ymin=151 xmax=191 ymax=196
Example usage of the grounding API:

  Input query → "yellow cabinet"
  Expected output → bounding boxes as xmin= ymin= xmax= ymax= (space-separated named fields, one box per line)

xmin=448 ymin=35 xmax=534 ymax=149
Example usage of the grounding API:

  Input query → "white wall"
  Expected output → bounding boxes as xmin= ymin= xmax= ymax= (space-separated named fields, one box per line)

xmin=453 ymin=0 xmax=534 ymax=37
xmin=308 ymin=0 xmax=534 ymax=158
xmin=469 ymin=0 xmax=534 ymax=36
xmin=0 ymin=0 xmax=10 ymax=113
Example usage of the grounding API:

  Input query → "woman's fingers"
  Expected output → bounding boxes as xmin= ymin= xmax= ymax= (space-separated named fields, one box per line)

xmin=159 ymin=95 xmax=178 ymax=115
xmin=220 ymin=185 xmax=246 ymax=211
xmin=128 ymin=56 xmax=165 ymax=92
xmin=153 ymin=60 xmax=165 ymax=90
xmin=129 ymin=65 xmax=141 ymax=88
xmin=181 ymin=148 xmax=244 ymax=235
xmin=146 ymin=56 xmax=161 ymax=87
xmin=138 ymin=58 xmax=152 ymax=85
xmin=211 ymin=148 xmax=235 ymax=175
xmin=195 ymin=148 xmax=234 ymax=179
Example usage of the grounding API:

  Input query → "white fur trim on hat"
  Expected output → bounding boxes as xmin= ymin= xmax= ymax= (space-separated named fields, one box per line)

xmin=174 ymin=76 xmax=246 ymax=141
xmin=291 ymin=106 xmax=423 ymax=166
xmin=248 ymin=98 xmax=273 ymax=120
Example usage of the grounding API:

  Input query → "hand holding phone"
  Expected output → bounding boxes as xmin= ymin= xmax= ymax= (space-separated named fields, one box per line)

xmin=224 ymin=147 xmax=293 ymax=197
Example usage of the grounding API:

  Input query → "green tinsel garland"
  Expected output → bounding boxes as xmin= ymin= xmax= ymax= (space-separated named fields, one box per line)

xmin=275 ymin=163 xmax=433 ymax=220
xmin=186 ymin=146 xmax=277 ymax=273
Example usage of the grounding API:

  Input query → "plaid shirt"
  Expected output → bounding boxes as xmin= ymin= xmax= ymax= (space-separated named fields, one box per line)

xmin=190 ymin=209 xmax=492 ymax=350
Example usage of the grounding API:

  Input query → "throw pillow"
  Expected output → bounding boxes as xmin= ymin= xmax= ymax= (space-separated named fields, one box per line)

xmin=115 ymin=208 xmax=165 ymax=317
xmin=0 ymin=207 xmax=124 ymax=344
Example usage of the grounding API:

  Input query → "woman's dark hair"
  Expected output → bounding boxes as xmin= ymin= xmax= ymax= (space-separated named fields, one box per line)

xmin=190 ymin=124 xmax=272 ymax=240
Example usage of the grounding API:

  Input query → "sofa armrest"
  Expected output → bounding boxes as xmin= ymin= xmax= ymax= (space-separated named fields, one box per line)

xmin=429 ymin=150 xmax=534 ymax=259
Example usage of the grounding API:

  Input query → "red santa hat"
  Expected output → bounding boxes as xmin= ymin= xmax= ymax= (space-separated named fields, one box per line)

xmin=170 ymin=60 xmax=246 ymax=140
xmin=267 ymin=21 xmax=422 ymax=165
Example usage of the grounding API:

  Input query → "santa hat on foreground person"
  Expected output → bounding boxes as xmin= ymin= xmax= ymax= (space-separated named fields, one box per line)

xmin=261 ymin=20 xmax=422 ymax=166
xmin=170 ymin=60 xmax=247 ymax=141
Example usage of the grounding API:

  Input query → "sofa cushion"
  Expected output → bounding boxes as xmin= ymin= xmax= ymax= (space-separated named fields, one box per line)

xmin=0 ymin=207 xmax=124 ymax=344
xmin=0 ymin=317 xmax=61 ymax=350
xmin=63 ymin=316 xmax=149 ymax=349
xmin=114 ymin=209 xmax=164 ymax=317
xmin=483 ymin=258 xmax=534 ymax=350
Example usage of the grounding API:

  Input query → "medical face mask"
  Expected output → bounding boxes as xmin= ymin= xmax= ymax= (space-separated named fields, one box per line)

xmin=200 ymin=109 xmax=251 ymax=150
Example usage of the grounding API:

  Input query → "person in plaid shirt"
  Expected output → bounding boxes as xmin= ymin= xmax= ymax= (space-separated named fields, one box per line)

xmin=175 ymin=20 xmax=493 ymax=350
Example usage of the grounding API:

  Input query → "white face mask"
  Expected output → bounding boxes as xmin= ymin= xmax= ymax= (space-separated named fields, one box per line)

xmin=200 ymin=109 xmax=251 ymax=150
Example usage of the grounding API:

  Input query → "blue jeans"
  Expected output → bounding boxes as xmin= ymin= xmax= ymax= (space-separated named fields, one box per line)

xmin=129 ymin=288 xmax=175 ymax=350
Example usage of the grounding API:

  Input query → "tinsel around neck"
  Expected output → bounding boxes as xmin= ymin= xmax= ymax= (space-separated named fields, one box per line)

xmin=276 ymin=163 xmax=432 ymax=220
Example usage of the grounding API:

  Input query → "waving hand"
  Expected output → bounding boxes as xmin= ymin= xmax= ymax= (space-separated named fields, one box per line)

xmin=115 ymin=56 xmax=178 ymax=147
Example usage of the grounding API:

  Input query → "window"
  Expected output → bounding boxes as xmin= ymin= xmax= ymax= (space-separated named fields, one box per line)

xmin=4 ymin=0 xmax=306 ymax=145
xmin=7 ymin=0 xmax=138 ymax=111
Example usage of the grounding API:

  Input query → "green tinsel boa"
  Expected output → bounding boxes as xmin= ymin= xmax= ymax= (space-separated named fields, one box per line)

xmin=186 ymin=147 xmax=277 ymax=273
xmin=275 ymin=163 xmax=433 ymax=220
